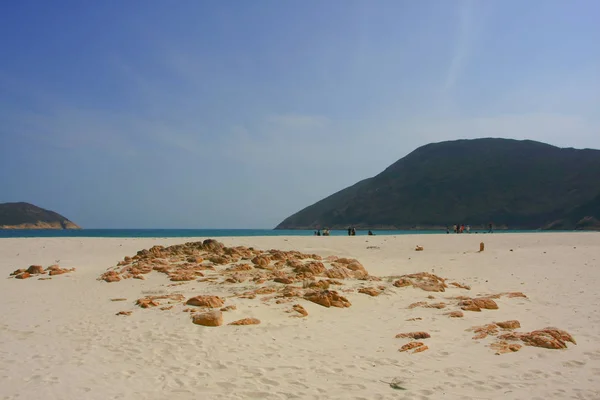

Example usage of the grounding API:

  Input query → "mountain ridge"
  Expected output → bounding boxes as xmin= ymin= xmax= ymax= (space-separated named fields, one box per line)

xmin=275 ymin=138 xmax=600 ymax=230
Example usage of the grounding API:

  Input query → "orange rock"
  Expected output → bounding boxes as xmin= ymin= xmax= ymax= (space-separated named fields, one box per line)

xmin=251 ymin=256 xmax=271 ymax=269
xmin=220 ymin=305 xmax=237 ymax=312
xmin=133 ymin=274 xmax=145 ymax=280
xmin=399 ymin=342 xmax=425 ymax=352
xmin=449 ymin=282 xmax=471 ymax=290
xmin=186 ymin=295 xmax=225 ymax=308
xmin=192 ymin=310 xmax=223 ymax=327
xmin=415 ymin=246 xmax=424 ymax=251
xmin=274 ymin=277 xmax=294 ymax=284
xmin=304 ymin=290 xmax=351 ymax=308
xmin=445 ymin=311 xmax=464 ymax=318
xmin=136 ymin=294 xmax=185 ymax=308
xmin=209 ymin=255 xmax=229 ymax=265
xmin=116 ymin=311 xmax=132 ymax=316
xmin=229 ymin=318 xmax=261 ymax=325
xmin=279 ymin=286 xmax=303 ymax=298
xmin=486 ymin=292 xmax=527 ymax=299
xmin=490 ymin=341 xmax=522 ymax=354
xmin=408 ymin=301 xmax=446 ymax=309
xmin=254 ymin=287 xmax=277 ymax=295
xmin=393 ymin=278 xmax=411 ymax=287
xmin=304 ymin=279 xmax=330 ymax=290
xmin=479 ymin=242 xmax=485 ymax=252
xmin=496 ymin=320 xmax=521 ymax=330
xmin=226 ymin=264 xmax=253 ymax=272
xmin=468 ymin=323 xmax=500 ymax=340
xmin=460 ymin=298 xmax=498 ymax=312
xmin=27 ymin=265 xmax=45 ymax=274
xmin=160 ymin=306 xmax=174 ymax=311
xmin=413 ymin=345 xmax=429 ymax=353
xmin=224 ymin=273 xmax=248 ymax=283
xmin=15 ymin=272 xmax=31 ymax=279
xmin=358 ymin=287 xmax=381 ymax=296
xmin=292 ymin=304 xmax=308 ymax=317
xmin=395 ymin=332 xmax=430 ymax=339
xmin=169 ymin=272 xmax=197 ymax=281
xmin=101 ymin=271 xmax=121 ymax=283
xmin=408 ymin=301 xmax=428 ymax=309
xmin=10 ymin=268 xmax=26 ymax=276
xmin=399 ymin=272 xmax=448 ymax=292
xmin=510 ymin=327 xmax=576 ymax=349
xmin=286 ymin=259 xmax=303 ymax=269
xmin=324 ymin=266 xmax=352 ymax=280
xmin=295 ymin=261 xmax=326 ymax=276
xmin=335 ymin=258 xmax=359 ymax=265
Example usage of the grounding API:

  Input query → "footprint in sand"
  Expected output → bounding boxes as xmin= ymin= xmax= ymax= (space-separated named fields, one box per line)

xmin=562 ymin=360 xmax=586 ymax=368
xmin=259 ymin=377 xmax=280 ymax=387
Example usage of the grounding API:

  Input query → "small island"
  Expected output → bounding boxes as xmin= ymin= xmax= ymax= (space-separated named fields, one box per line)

xmin=0 ymin=202 xmax=81 ymax=230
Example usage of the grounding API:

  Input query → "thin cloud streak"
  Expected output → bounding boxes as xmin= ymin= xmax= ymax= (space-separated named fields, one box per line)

xmin=444 ymin=0 xmax=475 ymax=91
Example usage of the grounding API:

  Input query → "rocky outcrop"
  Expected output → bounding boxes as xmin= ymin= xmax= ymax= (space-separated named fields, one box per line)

xmin=10 ymin=264 xmax=75 ymax=279
xmin=498 ymin=327 xmax=576 ymax=350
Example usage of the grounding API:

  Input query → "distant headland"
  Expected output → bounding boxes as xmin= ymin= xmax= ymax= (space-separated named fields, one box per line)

xmin=275 ymin=138 xmax=600 ymax=231
xmin=0 ymin=202 xmax=81 ymax=230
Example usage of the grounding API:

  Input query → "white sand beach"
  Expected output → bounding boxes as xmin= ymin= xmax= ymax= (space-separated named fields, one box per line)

xmin=1 ymin=233 xmax=599 ymax=400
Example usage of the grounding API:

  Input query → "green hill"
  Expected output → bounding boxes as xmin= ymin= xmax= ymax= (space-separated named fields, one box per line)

xmin=275 ymin=138 xmax=600 ymax=230
xmin=0 ymin=202 xmax=81 ymax=229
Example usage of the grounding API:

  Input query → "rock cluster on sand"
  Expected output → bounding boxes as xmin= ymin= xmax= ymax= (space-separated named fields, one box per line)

xmin=9 ymin=264 xmax=75 ymax=279
xmin=99 ymin=239 xmax=577 ymax=354
xmin=467 ymin=321 xmax=576 ymax=354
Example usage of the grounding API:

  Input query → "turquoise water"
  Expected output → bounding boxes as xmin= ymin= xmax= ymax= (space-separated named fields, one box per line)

xmin=0 ymin=228 xmax=547 ymax=238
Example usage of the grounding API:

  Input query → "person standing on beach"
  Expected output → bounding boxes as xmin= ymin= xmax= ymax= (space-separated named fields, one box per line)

xmin=488 ymin=222 xmax=493 ymax=233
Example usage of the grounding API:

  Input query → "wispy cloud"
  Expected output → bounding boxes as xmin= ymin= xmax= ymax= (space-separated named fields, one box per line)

xmin=444 ymin=0 xmax=475 ymax=91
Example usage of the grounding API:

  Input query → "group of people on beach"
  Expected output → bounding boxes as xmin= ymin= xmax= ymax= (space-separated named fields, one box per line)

xmin=449 ymin=224 xmax=471 ymax=234
xmin=447 ymin=223 xmax=494 ymax=234
xmin=313 ymin=227 xmax=375 ymax=236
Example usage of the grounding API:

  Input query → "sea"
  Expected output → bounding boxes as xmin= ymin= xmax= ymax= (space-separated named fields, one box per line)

xmin=0 ymin=228 xmax=547 ymax=239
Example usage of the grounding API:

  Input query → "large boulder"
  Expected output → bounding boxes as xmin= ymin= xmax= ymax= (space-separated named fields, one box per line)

xmin=192 ymin=310 xmax=223 ymax=327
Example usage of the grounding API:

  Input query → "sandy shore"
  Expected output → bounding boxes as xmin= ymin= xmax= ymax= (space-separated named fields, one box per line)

xmin=1 ymin=233 xmax=599 ymax=400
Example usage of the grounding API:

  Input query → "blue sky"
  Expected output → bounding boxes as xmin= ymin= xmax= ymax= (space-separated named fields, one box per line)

xmin=1 ymin=0 xmax=599 ymax=228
